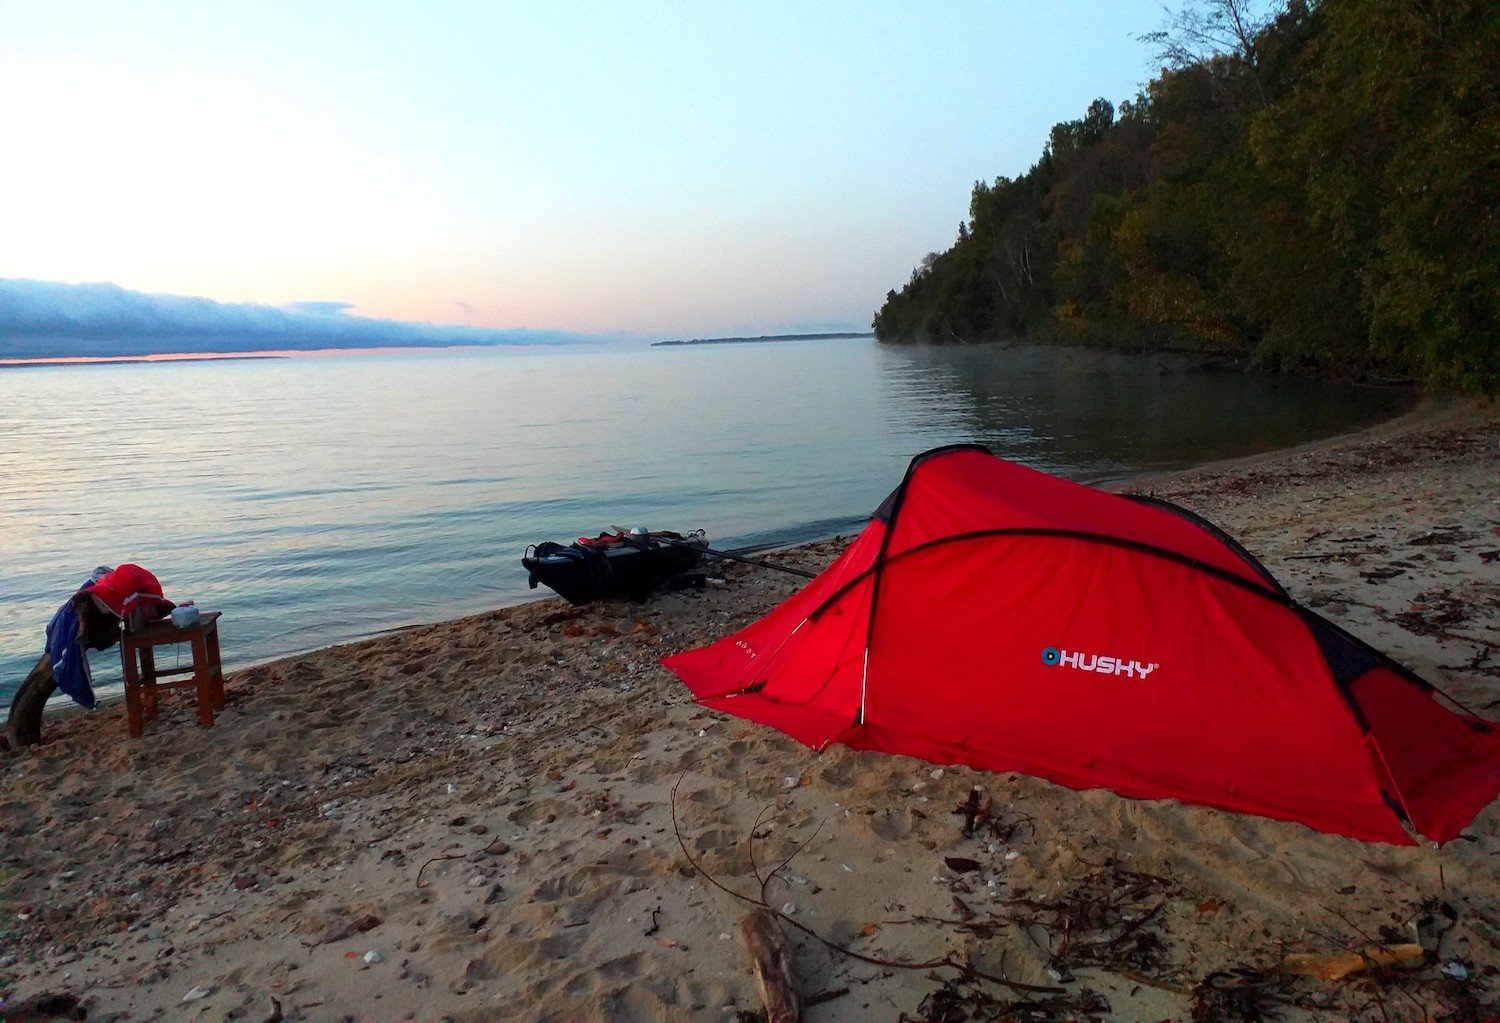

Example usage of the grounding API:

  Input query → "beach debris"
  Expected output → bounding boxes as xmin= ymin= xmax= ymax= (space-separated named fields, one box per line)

xmin=1004 ymin=863 xmax=1176 ymax=981
xmin=952 ymin=785 xmax=992 ymax=837
xmin=362 ymin=949 xmax=383 ymax=965
xmin=1280 ymin=942 xmax=1423 ymax=981
xmin=1190 ymin=967 xmax=1295 ymax=1023
xmin=942 ymin=856 xmax=982 ymax=874
xmin=900 ymin=978 xmax=1107 ymax=1023
xmin=0 ymin=992 xmax=86 ymax=1021
xmin=318 ymin=913 xmax=382 ymax=945
xmin=1443 ymin=961 xmax=1471 ymax=981
xmin=182 ymin=984 xmax=214 ymax=1001
xmin=740 ymin=908 xmax=801 ymax=1023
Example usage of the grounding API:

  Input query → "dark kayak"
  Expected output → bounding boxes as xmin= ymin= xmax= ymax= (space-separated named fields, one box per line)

xmin=523 ymin=529 xmax=708 ymax=605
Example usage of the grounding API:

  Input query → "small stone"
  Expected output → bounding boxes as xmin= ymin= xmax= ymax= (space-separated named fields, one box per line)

xmin=781 ymin=777 xmax=799 ymax=790
xmin=231 ymin=873 xmax=258 ymax=890
xmin=1443 ymin=962 xmax=1470 ymax=980
xmin=781 ymin=902 xmax=797 ymax=916
xmin=467 ymin=875 xmax=486 ymax=887
xmin=363 ymin=949 xmax=383 ymax=964
xmin=930 ymin=768 xmax=944 ymax=779
xmin=1005 ymin=850 xmax=1020 ymax=861
xmin=182 ymin=985 xmax=214 ymax=1001
xmin=320 ymin=922 xmax=354 ymax=944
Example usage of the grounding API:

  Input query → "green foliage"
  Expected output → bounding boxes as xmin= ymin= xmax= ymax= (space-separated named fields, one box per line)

xmin=873 ymin=0 xmax=1498 ymax=394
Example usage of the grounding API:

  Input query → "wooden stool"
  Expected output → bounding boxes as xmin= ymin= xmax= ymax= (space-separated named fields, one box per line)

xmin=121 ymin=612 xmax=224 ymax=737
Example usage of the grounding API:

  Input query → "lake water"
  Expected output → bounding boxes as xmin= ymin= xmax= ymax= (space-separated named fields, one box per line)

xmin=0 ymin=339 xmax=1410 ymax=705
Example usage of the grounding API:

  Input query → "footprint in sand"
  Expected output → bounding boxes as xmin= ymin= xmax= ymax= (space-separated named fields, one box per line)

xmin=869 ymin=806 xmax=913 ymax=840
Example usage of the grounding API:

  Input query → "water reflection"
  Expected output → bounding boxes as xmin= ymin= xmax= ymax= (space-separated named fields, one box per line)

xmin=876 ymin=343 xmax=1411 ymax=477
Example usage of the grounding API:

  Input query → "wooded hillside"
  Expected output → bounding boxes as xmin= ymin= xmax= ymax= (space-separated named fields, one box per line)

xmin=873 ymin=0 xmax=1497 ymax=394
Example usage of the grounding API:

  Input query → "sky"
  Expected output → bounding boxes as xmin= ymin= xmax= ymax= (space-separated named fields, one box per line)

xmin=0 ymin=2 xmax=1169 ymax=346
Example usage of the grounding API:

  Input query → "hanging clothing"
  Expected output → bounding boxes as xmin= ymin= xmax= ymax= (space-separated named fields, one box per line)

xmin=45 ymin=566 xmax=113 ymax=710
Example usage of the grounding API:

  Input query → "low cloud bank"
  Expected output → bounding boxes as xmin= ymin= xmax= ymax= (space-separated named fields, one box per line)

xmin=0 ymin=279 xmax=586 ymax=358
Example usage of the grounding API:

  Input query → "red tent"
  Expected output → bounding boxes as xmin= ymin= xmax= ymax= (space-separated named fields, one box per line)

xmin=665 ymin=445 xmax=1500 ymax=845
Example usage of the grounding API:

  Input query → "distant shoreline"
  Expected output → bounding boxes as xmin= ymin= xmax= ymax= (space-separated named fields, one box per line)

xmin=651 ymin=331 xmax=873 ymax=347
xmin=0 ymin=344 xmax=511 ymax=369
xmin=0 ymin=353 xmax=293 ymax=369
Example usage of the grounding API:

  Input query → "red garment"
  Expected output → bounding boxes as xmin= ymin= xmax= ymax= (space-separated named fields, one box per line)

xmin=664 ymin=446 xmax=1500 ymax=845
xmin=81 ymin=563 xmax=174 ymax=619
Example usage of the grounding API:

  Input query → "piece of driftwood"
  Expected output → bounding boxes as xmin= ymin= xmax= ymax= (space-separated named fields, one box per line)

xmin=740 ymin=908 xmax=801 ymax=1023
xmin=5 ymin=654 xmax=56 ymax=750
xmin=1281 ymin=942 xmax=1424 ymax=981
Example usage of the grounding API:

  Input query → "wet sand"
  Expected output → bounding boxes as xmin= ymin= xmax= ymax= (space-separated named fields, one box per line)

xmin=1 ymin=398 xmax=1495 ymax=1022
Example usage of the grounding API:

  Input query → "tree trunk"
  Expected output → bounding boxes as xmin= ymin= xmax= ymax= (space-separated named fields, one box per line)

xmin=6 ymin=654 xmax=56 ymax=750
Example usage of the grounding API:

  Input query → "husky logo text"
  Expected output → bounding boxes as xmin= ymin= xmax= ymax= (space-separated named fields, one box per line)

xmin=1041 ymin=646 xmax=1158 ymax=679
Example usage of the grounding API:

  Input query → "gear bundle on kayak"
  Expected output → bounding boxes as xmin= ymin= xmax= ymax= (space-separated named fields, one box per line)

xmin=523 ymin=528 xmax=712 ymax=605
xmin=663 ymin=444 xmax=1500 ymax=845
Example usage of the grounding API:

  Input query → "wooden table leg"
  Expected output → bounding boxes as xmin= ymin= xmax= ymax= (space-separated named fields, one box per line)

xmin=121 ymin=644 xmax=143 ymax=739
xmin=190 ymin=633 xmax=214 ymax=727
xmin=206 ymin=623 xmax=225 ymax=711
xmin=140 ymin=645 xmax=159 ymax=722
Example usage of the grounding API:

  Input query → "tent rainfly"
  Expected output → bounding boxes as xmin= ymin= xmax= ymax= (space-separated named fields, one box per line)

xmin=664 ymin=445 xmax=1500 ymax=845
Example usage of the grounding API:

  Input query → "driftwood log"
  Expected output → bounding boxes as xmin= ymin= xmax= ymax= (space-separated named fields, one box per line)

xmin=5 ymin=654 xmax=56 ymax=750
xmin=740 ymin=908 xmax=801 ymax=1023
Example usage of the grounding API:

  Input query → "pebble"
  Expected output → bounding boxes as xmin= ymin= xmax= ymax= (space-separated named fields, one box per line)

xmin=182 ymin=985 xmax=214 ymax=1001
xmin=363 ymin=950 xmax=383 ymax=964
xmin=781 ymin=902 xmax=797 ymax=916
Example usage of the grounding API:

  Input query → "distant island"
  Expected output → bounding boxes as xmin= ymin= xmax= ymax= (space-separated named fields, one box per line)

xmin=652 ymin=332 xmax=873 ymax=348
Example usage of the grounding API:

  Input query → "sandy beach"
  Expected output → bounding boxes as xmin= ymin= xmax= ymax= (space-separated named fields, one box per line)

xmin=2 ymin=399 xmax=1496 ymax=1022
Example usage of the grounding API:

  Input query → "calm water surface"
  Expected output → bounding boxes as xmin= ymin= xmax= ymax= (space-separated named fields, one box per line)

xmin=0 ymin=340 xmax=1410 ymax=702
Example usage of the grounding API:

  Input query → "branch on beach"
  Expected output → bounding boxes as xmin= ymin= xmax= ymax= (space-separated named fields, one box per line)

xmin=414 ymin=837 xmax=511 ymax=888
xmin=668 ymin=776 xmax=1065 ymax=998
